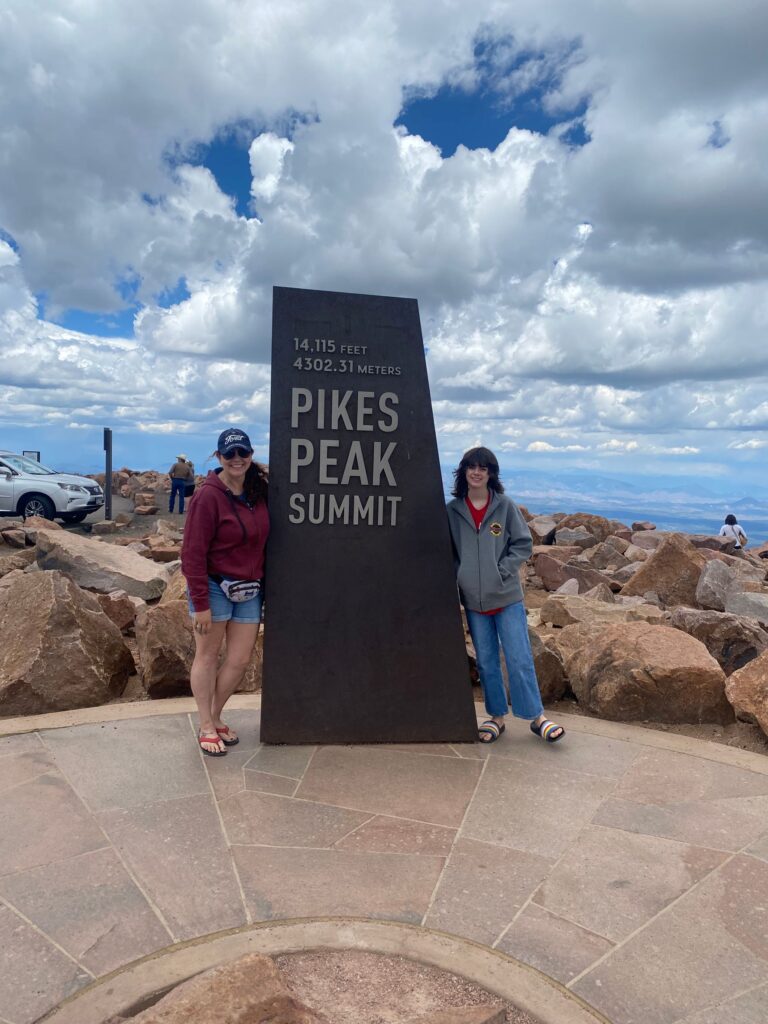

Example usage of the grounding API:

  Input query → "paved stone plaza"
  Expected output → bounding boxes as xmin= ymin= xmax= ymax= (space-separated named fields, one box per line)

xmin=1 ymin=699 xmax=767 ymax=1024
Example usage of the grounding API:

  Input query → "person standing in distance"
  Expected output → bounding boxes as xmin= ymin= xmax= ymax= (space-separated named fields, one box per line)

xmin=181 ymin=429 xmax=269 ymax=755
xmin=447 ymin=447 xmax=564 ymax=745
xmin=183 ymin=457 xmax=196 ymax=501
xmin=168 ymin=454 xmax=193 ymax=514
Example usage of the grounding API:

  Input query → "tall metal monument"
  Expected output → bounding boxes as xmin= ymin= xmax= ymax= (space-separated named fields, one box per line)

xmin=261 ymin=286 xmax=477 ymax=744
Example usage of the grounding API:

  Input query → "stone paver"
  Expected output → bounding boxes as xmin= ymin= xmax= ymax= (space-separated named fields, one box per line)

xmin=0 ymin=847 xmax=170 ymax=975
xmin=424 ymin=838 xmax=552 ymax=946
xmin=233 ymin=846 xmax=445 ymax=924
xmin=532 ymin=825 xmax=727 ymax=942
xmin=0 ymin=706 xmax=767 ymax=1024
xmin=296 ymin=746 xmax=483 ymax=826
xmin=675 ymin=982 xmax=768 ymax=1023
xmin=0 ymin=745 xmax=56 ymax=793
xmin=594 ymin=793 xmax=768 ymax=852
xmin=484 ymin=723 xmax=642 ymax=780
xmin=335 ymin=816 xmax=457 ymax=856
xmin=571 ymin=854 xmax=768 ymax=1024
xmin=245 ymin=741 xmax=316 ymax=779
xmin=206 ymin=747 xmax=257 ymax=799
xmin=748 ymin=833 xmax=768 ymax=863
xmin=497 ymin=903 xmax=615 ymax=985
xmin=0 ymin=733 xmax=43 ymax=757
xmin=219 ymin=789 xmax=371 ymax=847
xmin=42 ymin=717 xmax=209 ymax=812
xmin=243 ymin=767 xmax=299 ymax=796
xmin=461 ymin=757 xmax=615 ymax=860
xmin=214 ymin=708 xmax=261 ymax=742
xmin=613 ymin=748 xmax=768 ymax=804
xmin=98 ymin=792 xmax=247 ymax=941
xmin=0 ymin=904 xmax=90 ymax=1024
xmin=0 ymin=772 xmax=106 ymax=877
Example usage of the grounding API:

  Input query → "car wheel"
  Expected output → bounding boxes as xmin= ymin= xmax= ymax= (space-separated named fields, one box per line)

xmin=60 ymin=511 xmax=88 ymax=523
xmin=18 ymin=494 xmax=55 ymax=520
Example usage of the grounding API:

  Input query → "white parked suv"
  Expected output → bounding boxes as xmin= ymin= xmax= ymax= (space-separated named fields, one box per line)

xmin=0 ymin=451 xmax=105 ymax=523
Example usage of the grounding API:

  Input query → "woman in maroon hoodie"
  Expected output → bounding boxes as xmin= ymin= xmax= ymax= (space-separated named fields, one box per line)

xmin=181 ymin=429 xmax=269 ymax=755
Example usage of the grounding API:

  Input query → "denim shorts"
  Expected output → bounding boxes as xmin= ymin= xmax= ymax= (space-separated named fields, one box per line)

xmin=187 ymin=578 xmax=263 ymax=624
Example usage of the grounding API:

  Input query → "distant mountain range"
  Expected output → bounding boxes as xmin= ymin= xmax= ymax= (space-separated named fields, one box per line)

xmin=513 ymin=475 xmax=768 ymax=545
xmin=60 ymin=458 xmax=768 ymax=546
xmin=440 ymin=467 xmax=768 ymax=545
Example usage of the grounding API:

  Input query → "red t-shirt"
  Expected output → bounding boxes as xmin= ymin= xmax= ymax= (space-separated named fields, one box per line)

xmin=465 ymin=493 xmax=489 ymax=530
xmin=465 ymin=495 xmax=502 ymax=616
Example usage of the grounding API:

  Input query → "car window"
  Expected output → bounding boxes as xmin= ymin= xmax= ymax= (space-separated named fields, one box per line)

xmin=0 ymin=454 xmax=56 ymax=475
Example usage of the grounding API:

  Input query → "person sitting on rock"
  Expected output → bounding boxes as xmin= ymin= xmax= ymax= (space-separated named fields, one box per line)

xmin=447 ymin=446 xmax=564 ymax=745
xmin=181 ymin=429 xmax=269 ymax=756
xmin=168 ymin=454 xmax=193 ymax=514
xmin=719 ymin=513 xmax=748 ymax=551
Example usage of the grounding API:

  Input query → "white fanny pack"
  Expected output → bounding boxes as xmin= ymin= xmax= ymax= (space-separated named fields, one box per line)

xmin=211 ymin=576 xmax=263 ymax=603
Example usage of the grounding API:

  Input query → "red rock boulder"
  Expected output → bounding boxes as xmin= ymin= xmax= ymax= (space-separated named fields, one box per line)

xmin=135 ymin=601 xmax=194 ymax=698
xmin=0 ymin=572 xmax=134 ymax=716
xmin=563 ymin=621 xmax=732 ymax=724
xmin=533 ymin=553 xmax=620 ymax=593
xmin=124 ymin=952 xmax=328 ymax=1024
xmin=528 ymin=630 xmax=568 ymax=702
xmin=725 ymin=650 xmax=768 ymax=736
xmin=556 ymin=513 xmax=631 ymax=543
xmin=669 ymin=607 xmax=768 ymax=676
xmin=620 ymin=533 xmax=707 ymax=608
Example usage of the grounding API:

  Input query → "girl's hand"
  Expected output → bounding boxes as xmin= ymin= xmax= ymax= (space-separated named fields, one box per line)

xmin=193 ymin=609 xmax=212 ymax=635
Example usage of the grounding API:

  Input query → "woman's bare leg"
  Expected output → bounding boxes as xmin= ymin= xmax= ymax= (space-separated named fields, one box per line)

xmin=211 ymin=621 xmax=259 ymax=732
xmin=190 ymin=621 xmax=228 ymax=752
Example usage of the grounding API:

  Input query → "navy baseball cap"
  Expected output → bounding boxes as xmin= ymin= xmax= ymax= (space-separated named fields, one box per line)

xmin=217 ymin=428 xmax=253 ymax=456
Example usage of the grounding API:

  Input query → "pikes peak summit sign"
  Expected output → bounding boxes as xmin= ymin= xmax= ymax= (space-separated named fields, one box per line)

xmin=261 ymin=286 xmax=476 ymax=744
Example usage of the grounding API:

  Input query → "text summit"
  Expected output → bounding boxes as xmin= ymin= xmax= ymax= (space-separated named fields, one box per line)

xmin=287 ymin=386 xmax=403 ymax=527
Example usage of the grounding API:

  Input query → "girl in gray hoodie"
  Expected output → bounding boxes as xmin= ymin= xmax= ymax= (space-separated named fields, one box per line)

xmin=447 ymin=447 xmax=564 ymax=745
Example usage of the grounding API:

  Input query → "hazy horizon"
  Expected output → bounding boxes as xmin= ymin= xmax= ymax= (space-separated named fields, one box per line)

xmin=10 ymin=438 xmax=765 ymax=543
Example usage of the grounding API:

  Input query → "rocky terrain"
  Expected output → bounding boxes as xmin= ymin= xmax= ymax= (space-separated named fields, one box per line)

xmin=1 ymin=470 xmax=767 ymax=754
xmin=101 ymin=950 xmax=519 ymax=1024
xmin=0 ymin=467 xmax=262 ymax=716
xmin=517 ymin=508 xmax=768 ymax=752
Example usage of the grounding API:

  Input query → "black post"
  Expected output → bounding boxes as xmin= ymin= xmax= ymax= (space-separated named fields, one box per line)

xmin=103 ymin=427 xmax=113 ymax=520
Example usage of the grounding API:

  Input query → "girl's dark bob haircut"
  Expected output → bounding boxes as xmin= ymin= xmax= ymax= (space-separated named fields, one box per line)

xmin=724 ymin=513 xmax=738 ymax=526
xmin=451 ymin=446 xmax=504 ymax=498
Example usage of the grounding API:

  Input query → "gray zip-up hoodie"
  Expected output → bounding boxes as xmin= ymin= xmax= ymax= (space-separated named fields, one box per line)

xmin=446 ymin=492 xmax=532 ymax=612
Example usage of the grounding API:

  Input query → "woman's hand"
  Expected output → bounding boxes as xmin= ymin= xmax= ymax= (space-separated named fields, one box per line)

xmin=193 ymin=609 xmax=212 ymax=636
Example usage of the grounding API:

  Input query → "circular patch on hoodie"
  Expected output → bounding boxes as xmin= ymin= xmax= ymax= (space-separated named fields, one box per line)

xmin=489 ymin=522 xmax=502 ymax=536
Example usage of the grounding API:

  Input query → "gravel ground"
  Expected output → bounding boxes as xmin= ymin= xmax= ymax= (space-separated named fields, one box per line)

xmin=274 ymin=950 xmax=540 ymax=1023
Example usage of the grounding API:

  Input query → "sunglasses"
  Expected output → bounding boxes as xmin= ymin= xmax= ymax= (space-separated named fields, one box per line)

xmin=221 ymin=447 xmax=252 ymax=460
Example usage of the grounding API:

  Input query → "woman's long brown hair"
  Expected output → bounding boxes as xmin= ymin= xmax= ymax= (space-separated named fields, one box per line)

xmin=244 ymin=461 xmax=268 ymax=504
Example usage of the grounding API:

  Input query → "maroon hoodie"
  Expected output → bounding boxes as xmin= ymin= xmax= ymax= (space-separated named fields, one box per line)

xmin=181 ymin=470 xmax=269 ymax=612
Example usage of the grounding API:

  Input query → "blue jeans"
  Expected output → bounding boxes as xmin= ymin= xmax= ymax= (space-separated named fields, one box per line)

xmin=169 ymin=477 xmax=186 ymax=513
xmin=465 ymin=600 xmax=544 ymax=720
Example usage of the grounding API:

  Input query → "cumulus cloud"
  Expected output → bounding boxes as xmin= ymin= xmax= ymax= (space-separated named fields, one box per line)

xmin=728 ymin=438 xmax=768 ymax=450
xmin=649 ymin=446 xmax=701 ymax=456
xmin=527 ymin=441 xmax=590 ymax=452
xmin=598 ymin=439 xmax=640 ymax=453
xmin=0 ymin=0 xmax=766 ymax=486
xmin=250 ymin=134 xmax=294 ymax=203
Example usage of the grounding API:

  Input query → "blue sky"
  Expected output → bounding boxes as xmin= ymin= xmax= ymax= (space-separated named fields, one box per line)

xmin=1 ymin=0 xmax=767 ymax=507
